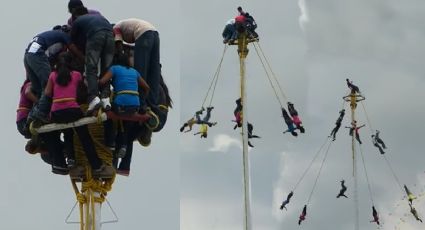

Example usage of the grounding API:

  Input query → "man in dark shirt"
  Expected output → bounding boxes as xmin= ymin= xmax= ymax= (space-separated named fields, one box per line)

xmin=25 ymin=27 xmax=79 ymax=123
xmin=71 ymin=6 xmax=114 ymax=112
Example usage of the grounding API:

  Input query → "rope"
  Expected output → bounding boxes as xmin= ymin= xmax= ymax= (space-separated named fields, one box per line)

xmin=293 ymin=136 xmax=330 ymax=191
xmin=358 ymin=143 xmax=375 ymax=205
xmin=252 ymin=42 xmax=284 ymax=108
xmin=383 ymin=155 xmax=404 ymax=193
xmin=201 ymin=45 xmax=228 ymax=108
xmin=361 ymin=101 xmax=404 ymax=194
xmin=208 ymin=46 xmax=226 ymax=107
xmin=255 ymin=42 xmax=288 ymax=101
xmin=307 ymin=139 xmax=333 ymax=204
xmin=361 ymin=102 xmax=374 ymax=134
xmin=69 ymin=105 xmax=116 ymax=229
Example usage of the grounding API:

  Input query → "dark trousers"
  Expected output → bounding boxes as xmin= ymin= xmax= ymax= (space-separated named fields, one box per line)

xmin=85 ymin=30 xmax=114 ymax=100
xmin=134 ymin=31 xmax=161 ymax=107
xmin=112 ymin=122 xmax=140 ymax=171
xmin=104 ymin=105 xmax=138 ymax=149
xmin=24 ymin=53 xmax=52 ymax=118
xmin=17 ymin=118 xmax=31 ymax=139
xmin=50 ymin=108 xmax=102 ymax=169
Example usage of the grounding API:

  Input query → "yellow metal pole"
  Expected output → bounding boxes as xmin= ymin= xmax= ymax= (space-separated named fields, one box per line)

xmin=238 ymin=32 xmax=252 ymax=230
xmin=344 ymin=89 xmax=364 ymax=230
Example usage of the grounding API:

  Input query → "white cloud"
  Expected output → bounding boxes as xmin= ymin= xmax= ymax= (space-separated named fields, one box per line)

xmin=298 ymin=0 xmax=310 ymax=32
xmin=208 ymin=134 xmax=242 ymax=152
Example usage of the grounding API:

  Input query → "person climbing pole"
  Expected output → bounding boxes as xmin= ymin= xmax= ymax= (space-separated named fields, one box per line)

xmin=280 ymin=191 xmax=294 ymax=210
xmin=282 ymin=107 xmax=298 ymax=137
xmin=336 ymin=180 xmax=348 ymax=198
xmin=404 ymin=185 xmax=417 ymax=205
xmin=409 ymin=203 xmax=423 ymax=223
xmin=287 ymin=102 xmax=305 ymax=133
xmin=329 ymin=109 xmax=345 ymax=141
xmin=298 ymin=205 xmax=307 ymax=225
xmin=346 ymin=78 xmax=360 ymax=94
xmin=371 ymin=130 xmax=386 ymax=154
xmin=232 ymin=98 xmax=243 ymax=129
xmin=370 ymin=206 xmax=380 ymax=225
xmin=346 ymin=120 xmax=365 ymax=144
xmin=247 ymin=122 xmax=260 ymax=148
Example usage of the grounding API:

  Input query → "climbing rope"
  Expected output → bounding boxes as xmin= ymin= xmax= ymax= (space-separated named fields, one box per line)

xmin=293 ymin=136 xmax=331 ymax=191
xmin=358 ymin=144 xmax=375 ymax=205
xmin=69 ymin=108 xmax=116 ymax=230
xmin=254 ymin=42 xmax=288 ymax=102
xmin=307 ymin=139 xmax=334 ymax=204
xmin=201 ymin=44 xmax=228 ymax=108
xmin=252 ymin=42 xmax=284 ymax=108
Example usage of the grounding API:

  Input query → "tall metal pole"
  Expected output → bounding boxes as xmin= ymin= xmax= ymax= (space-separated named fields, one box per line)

xmin=238 ymin=32 xmax=252 ymax=230
xmin=344 ymin=91 xmax=364 ymax=230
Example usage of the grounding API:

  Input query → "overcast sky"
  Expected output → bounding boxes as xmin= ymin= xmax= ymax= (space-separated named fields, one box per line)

xmin=0 ymin=1 xmax=179 ymax=230
xmin=1 ymin=1 xmax=424 ymax=230
xmin=181 ymin=1 xmax=424 ymax=230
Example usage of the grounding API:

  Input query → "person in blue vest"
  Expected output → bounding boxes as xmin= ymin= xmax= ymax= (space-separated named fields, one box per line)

xmin=99 ymin=51 xmax=150 ymax=159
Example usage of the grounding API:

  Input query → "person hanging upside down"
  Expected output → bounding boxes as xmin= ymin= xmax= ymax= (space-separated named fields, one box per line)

xmin=280 ymin=191 xmax=294 ymax=210
xmin=370 ymin=206 xmax=380 ymax=225
xmin=298 ymin=205 xmax=307 ymax=225
xmin=180 ymin=117 xmax=196 ymax=132
xmin=329 ymin=109 xmax=345 ymax=141
xmin=346 ymin=120 xmax=365 ymax=144
xmin=404 ymin=185 xmax=417 ymax=205
xmin=282 ymin=107 xmax=298 ymax=136
xmin=409 ymin=203 xmax=423 ymax=223
xmin=195 ymin=107 xmax=217 ymax=127
xmin=336 ymin=180 xmax=348 ymax=198
xmin=371 ymin=130 xmax=386 ymax=154
xmin=194 ymin=124 xmax=208 ymax=138
xmin=287 ymin=102 xmax=305 ymax=133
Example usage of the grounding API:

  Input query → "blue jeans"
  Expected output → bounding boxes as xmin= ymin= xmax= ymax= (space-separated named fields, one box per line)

xmin=134 ymin=31 xmax=161 ymax=107
xmin=85 ymin=30 xmax=115 ymax=100
xmin=24 ymin=52 xmax=52 ymax=119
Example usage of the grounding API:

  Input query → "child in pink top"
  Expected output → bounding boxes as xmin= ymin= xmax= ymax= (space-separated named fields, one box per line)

xmin=287 ymin=102 xmax=305 ymax=133
xmin=44 ymin=53 xmax=111 ymax=177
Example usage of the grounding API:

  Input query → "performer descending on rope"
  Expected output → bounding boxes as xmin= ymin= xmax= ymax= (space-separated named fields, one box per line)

xmin=298 ymin=205 xmax=307 ymax=225
xmin=329 ymin=109 xmax=345 ymax=141
xmin=287 ymin=102 xmax=305 ymax=133
xmin=280 ymin=191 xmax=294 ymax=210
xmin=193 ymin=107 xmax=217 ymax=138
xmin=409 ymin=203 xmax=423 ymax=223
xmin=370 ymin=206 xmax=380 ymax=225
xmin=371 ymin=130 xmax=386 ymax=154
xmin=404 ymin=185 xmax=417 ymax=205
xmin=282 ymin=107 xmax=298 ymax=137
xmin=336 ymin=180 xmax=348 ymax=198
xmin=346 ymin=120 xmax=365 ymax=144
